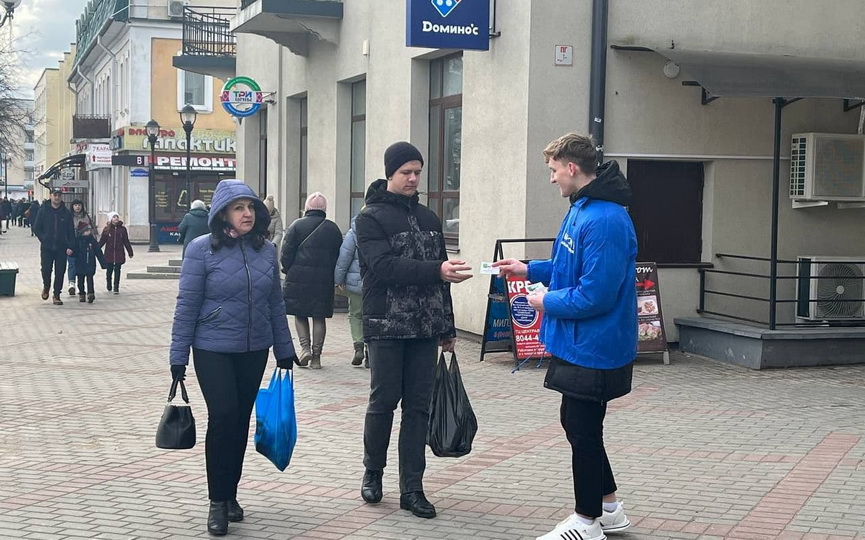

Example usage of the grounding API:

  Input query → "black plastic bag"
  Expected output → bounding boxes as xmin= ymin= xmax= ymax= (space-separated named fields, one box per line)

xmin=427 ymin=351 xmax=477 ymax=458
xmin=155 ymin=378 xmax=196 ymax=450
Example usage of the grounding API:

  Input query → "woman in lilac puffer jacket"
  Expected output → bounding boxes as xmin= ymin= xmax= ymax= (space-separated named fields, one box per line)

xmin=169 ymin=179 xmax=298 ymax=536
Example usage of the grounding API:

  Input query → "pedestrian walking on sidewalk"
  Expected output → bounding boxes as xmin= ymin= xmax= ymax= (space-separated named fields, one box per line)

xmin=178 ymin=199 xmax=209 ymax=257
xmin=495 ymin=133 xmax=636 ymax=540
xmin=73 ymin=222 xmax=107 ymax=303
xmin=280 ymin=192 xmax=342 ymax=369
xmin=28 ymin=200 xmax=40 ymax=236
xmin=169 ymin=179 xmax=298 ymax=537
xmin=32 ymin=189 xmax=75 ymax=305
xmin=334 ymin=214 xmax=367 ymax=367
xmin=68 ymin=199 xmax=95 ymax=296
xmin=356 ymin=141 xmax=473 ymax=519
xmin=263 ymin=194 xmax=284 ymax=252
xmin=99 ymin=212 xmax=133 ymax=294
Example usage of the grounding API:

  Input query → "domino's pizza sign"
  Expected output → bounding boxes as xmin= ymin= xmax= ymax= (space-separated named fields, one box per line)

xmin=406 ymin=0 xmax=490 ymax=51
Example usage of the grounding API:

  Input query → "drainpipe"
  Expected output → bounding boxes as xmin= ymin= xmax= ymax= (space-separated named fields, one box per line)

xmin=588 ymin=0 xmax=609 ymax=162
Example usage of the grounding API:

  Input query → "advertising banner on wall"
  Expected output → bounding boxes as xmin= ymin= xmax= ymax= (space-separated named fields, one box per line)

xmin=111 ymin=127 xmax=236 ymax=154
xmin=406 ymin=0 xmax=490 ymax=51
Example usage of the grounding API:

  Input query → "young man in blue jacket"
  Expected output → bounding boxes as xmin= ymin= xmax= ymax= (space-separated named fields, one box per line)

xmin=495 ymin=133 xmax=637 ymax=540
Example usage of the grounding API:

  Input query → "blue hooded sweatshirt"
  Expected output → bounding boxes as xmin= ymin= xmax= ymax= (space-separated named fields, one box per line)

xmin=169 ymin=179 xmax=295 ymax=365
xmin=527 ymin=161 xmax=638 ymax=370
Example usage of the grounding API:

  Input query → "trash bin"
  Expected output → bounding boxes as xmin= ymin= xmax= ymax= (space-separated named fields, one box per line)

xmin=0 ymin=262 xmax=19 ymax=296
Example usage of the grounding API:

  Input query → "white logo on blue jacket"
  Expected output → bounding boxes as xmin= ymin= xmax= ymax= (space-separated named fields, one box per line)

xmin=560 ymin=232 xmax=575 ymax=254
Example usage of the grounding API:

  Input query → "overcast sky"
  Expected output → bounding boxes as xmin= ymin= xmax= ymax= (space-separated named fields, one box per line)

xmin=9 ymin=0 xmax=89 ymax=97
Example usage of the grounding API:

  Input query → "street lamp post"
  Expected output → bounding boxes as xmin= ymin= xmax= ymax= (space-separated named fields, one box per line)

xmin=180 ymin=105 xmax=197 ymax=210
xmin=0 ymin=0 xmax=22 ymax=28
xmin=146 ymin=119 xmax=161 ymax=253
xmin=3 ymin=154 xmax=9 ymax=200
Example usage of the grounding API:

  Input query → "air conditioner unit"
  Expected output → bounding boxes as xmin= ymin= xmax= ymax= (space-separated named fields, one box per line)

xmin=167 ymin=0 xmax=185 ymax=19
xmin=789 ymin=133 xmax=865 ymax=201
xmin=796 ymin=256 xmax=865 ymax=321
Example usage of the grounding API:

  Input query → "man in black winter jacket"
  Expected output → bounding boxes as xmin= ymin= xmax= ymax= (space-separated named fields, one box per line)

xmin=355 ymin=141 xmax=473 ymax=520
xmin=33 ymin=189 xmax=75 ymax=305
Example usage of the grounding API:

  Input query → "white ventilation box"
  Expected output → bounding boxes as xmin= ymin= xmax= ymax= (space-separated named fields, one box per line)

xmin=796 ymin=256 xmax=865 ymax=321
xmin=789 ymin=133 xmax=865 ymax=201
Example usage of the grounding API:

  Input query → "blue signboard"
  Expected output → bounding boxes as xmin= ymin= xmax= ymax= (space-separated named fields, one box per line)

xmin=157 ymin=223 xmax=182 ymax=244
xmin=406 ymin=0 xmax=490 ymax=51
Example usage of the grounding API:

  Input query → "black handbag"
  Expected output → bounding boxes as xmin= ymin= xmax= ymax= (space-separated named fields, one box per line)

xmin=155 ymin=378 xmax=196 ymax=450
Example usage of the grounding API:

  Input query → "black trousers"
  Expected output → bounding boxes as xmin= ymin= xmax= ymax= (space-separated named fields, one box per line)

xmin=76 ymin=274 xmax=95 ymax=295
xmin=105 ymin=263 xmax=122 ymax=289
xmin=40 ymin=247 xmax=68 ymax=297
xmin=561 ymin=396 xmax=618 ymax=518
xmin=363 ymin=338 xmax=437 ymax=494
xmin=193 ymin=348 xmax=268 ymax=502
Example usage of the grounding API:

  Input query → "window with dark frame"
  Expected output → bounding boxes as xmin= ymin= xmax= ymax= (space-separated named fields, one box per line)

xmin=350 ymin=80 xmax=366 ymax=218
xmin=299 ymin=97 xmax=308 ymax=217
xmin=428 ymin=54 xmax=463 ymax=245
xmin=626 ymin=160 xmax=704 ymax=265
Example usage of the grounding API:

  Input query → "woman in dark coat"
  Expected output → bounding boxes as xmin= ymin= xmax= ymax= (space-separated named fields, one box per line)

xmin=178 ymin=199 xmax=210 ymax=256
xmin=99 ymin=212 xmax=134 ymax=294
xmin=281 ymin=192 xmax=343 ymax=369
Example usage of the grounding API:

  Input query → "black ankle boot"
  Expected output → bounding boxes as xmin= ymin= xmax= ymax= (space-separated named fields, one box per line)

xmin=227 ymin=499 xmax=244 ymax=522
xmin=400 ymin=491 xmax=436 ymax=519
xmin=207 ymin=501 xmax=228 ymax=536
xmin=361 ymin=468 xmax=383 ymax=503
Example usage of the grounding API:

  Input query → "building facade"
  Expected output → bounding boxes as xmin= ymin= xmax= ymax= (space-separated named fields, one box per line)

xmin=0 ymin=99 xmax=35 ymax=201
xmin=34 ymin=47 xmax=77 ymax=202
xmin=66 ymin=0 xmax=236 ymax=241
xmin=207 ymin=0 xmax=865 ymax=341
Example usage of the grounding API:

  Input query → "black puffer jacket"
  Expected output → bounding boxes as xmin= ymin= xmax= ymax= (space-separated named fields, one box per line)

xmin=355 ymin=179 xmax=455 ymax=341
xmin=281 ymin=210 xmax=343 ymax=318
xmin=34 ymin=202 xmax=74 ymax=252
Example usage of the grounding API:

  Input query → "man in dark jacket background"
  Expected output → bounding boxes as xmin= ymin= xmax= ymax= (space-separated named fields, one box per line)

xmin=33 ymin=189 xmax=75 ymax=305
xmin=355 ymin=141 xmax=472 ymax=519
xmin=178 ymin=199 xmax=210 ymax=256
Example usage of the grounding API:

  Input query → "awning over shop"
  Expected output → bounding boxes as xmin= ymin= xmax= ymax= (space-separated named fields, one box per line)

xmin=611 ymin=45 xmax=865 ymax=99
xmin=36 ymin=154 xmax=86 ymax=189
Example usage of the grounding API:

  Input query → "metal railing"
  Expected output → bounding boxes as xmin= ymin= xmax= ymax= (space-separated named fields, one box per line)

xmin=182 ymin=6 xmax=236 ymax=57
xmin=699 ymin=253 xmax=865 ymax=329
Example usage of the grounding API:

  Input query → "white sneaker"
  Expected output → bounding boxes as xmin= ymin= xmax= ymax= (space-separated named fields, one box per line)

xmin=536 ymin=513 xmax=607 ymax=540
xmin=599 ymin=503 xmax=631 ymax=534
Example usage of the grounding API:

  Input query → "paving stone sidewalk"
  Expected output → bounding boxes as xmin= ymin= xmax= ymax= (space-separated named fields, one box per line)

xmin=0 ymin=225 xmax=863 ymax=540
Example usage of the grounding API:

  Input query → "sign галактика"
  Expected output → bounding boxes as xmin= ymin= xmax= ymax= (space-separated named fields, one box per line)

xmin=406 ymin=0 xmax=490 ymax=51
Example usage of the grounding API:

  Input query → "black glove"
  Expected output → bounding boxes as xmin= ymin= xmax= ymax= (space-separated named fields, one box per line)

xmin=276 ymin=356 xmax=297 ymax=370
xmin=170 ymin=364 xmax=187 ymax=381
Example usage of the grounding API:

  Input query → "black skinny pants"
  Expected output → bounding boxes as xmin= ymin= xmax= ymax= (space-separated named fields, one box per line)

xmin=40 ymin=247 xmax=67 ymax=297
xmin=105 ymin=263 xmax=123 ymax=289
xmin=193 ymin=348 xmax=268 ymax=502
xmin=76 ymin=274 xmax=95 ymax=295
xmin=363 ymin=338 xmax=437 ymax=494
xmin=560 ymin=396 xmax=618 ymax=518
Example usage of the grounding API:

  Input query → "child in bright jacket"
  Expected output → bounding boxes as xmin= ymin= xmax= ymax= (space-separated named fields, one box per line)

xmin=99 ymin=212 xmax=134 ymax=294
xmin=74 ymin=221 xmax=107 ymax=303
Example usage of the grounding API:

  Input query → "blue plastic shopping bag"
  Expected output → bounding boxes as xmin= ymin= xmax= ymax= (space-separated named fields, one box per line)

xmin=254 ymin=368 xmax=297 ymax=471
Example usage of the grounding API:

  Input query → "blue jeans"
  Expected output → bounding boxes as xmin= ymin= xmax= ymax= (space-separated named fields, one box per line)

xmin=67 ymin=255 xmax=76 ymax=285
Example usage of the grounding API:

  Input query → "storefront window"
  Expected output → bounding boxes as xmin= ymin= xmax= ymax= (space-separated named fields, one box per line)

xmin=351 ymin=80 xmax=366 ymax=218
xmin=428 ymin=54 xmax=462 ymax=244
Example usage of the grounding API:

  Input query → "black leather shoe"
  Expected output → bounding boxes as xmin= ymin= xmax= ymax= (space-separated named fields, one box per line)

xmin=399 ymin=491 xmax=436 ymax=519
xmin=227 ymin=499 xmax=244 ymax=522
xmin=360 ymin=468 xmax=383 ymax=503
xmin=207 ymin=501 xmax=228 ymax=536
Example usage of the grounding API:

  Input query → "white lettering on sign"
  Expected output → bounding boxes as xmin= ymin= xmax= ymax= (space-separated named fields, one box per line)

xmin=507 ymin=280 xmax=527 ymax=294
xmin=421 ymin=20 xmax=480 ymax=35
xmin=636 ymin=267 xmax=653 ymax=275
